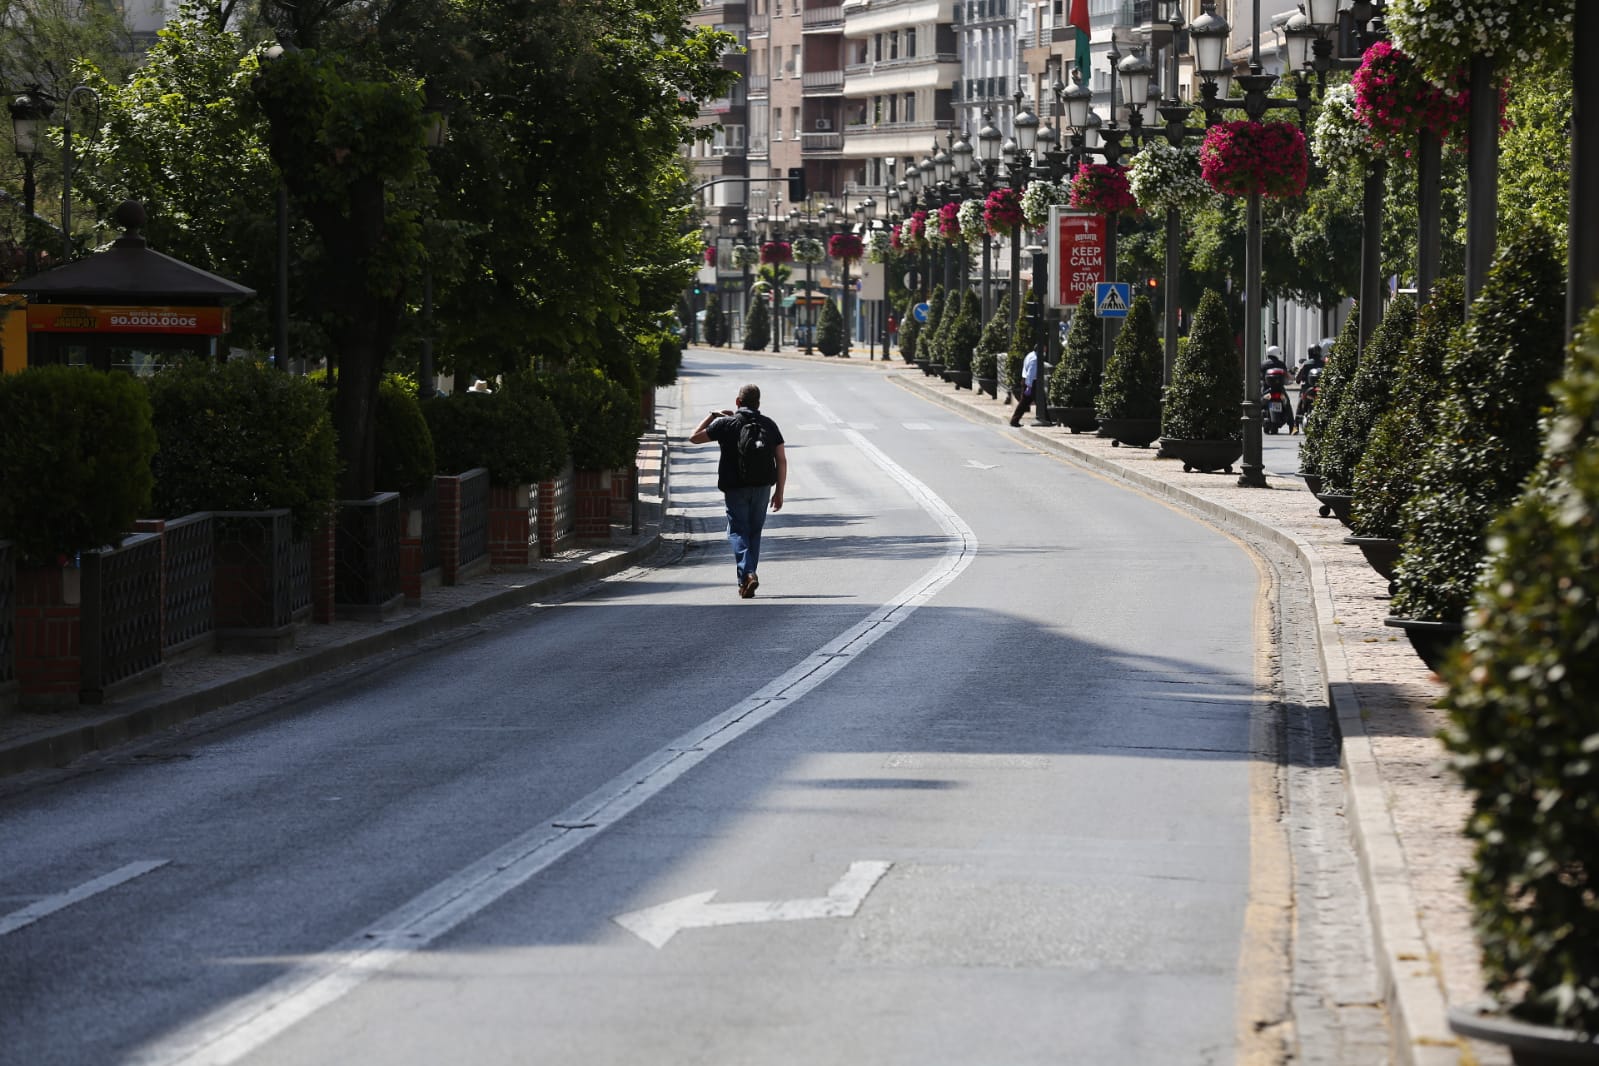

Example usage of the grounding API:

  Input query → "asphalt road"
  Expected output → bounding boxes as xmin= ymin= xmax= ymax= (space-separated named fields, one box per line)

xmin=1 ymin=353 xmax=1281 ymax=1066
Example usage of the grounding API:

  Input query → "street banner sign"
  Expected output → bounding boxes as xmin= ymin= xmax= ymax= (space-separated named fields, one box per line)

xmin=1047 ymin=207 xmax=1108 ymax=311
xmin=859 ymin=260 xmax=887 ymax=300
xmin=912 ymin=301 xmax=930 ymax=323
xmin=1094 ymin=282 xmax=1131 ymax=318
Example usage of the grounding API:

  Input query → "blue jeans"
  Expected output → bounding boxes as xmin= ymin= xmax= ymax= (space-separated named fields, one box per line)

xmin=723 ymin=485 xmax=772 ymax=584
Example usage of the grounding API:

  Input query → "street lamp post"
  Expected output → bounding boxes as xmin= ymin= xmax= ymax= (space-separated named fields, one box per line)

xmin=9 ymin=87 xmax=54 ymax=277
xmin=978 ymin=112 xmax=1003 ymax=323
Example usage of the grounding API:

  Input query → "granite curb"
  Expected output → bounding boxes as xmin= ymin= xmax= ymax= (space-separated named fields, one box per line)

xmin=0 ymin=433 xmax=671 ymax=780
xmin=888 ymin=369 xmax=1463 ymax=1066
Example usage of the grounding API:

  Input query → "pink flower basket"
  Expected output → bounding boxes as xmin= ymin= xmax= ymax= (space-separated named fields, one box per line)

xmin=1350 ymin=40 xmax=1469 ymax=154
xmin=703 ymin=245 xmax=717 ymax=266
xmin=938 ymin=202 xmax=962 ymax=241
xmin=1199 ymin=120 xmax=1309 ymax=199
xmin=890 ymin=226 xmax=903 ymax=251
xmin=760 ymin=241 xmax=793 ymax=264
xmin=1067 ymin=163 xmax=1138 ymax=215
xmin=983 ymin=187 xmax=1025 ymax=233
xmin=829 ymin=232 xmax=864 ymax=261
xmin=909 ymin=209 xmax=928 ymax=248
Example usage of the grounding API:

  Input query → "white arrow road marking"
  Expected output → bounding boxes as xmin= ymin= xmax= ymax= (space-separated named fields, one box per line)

xmin=965 ymin=459 xmax=997 ymax=470
xmin=0 ymin=860 xmax=169 ymax=938
xmin=128 ymin=385 xmax=975 ymax=1066
xmin=613 ymin=861 xmax=893 ymax=949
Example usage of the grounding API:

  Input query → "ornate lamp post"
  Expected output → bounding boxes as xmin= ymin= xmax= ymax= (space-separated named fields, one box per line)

xmin=977 ymin=111 xmax=1003 ymax=321
xmin=9 ymin=87 xmax=54 ymax=276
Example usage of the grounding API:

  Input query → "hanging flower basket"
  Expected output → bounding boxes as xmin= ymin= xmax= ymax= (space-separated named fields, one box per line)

xmin=890 ymin=225 xmax=904 ymax=252
xmin=730 ymin=244 xmax=757 ymax=269
xmin=1385 ymin=0 xmax=1574 ymax=80
xmin=1127 ymin=139 xmax=1213 ymax=215
xmin=937 ymin=202 xmax=962 ymax=243
xmin=1350 ymin=40 xmax=1469 ymax=155
xmin=828 ymin=232 xmax=864 ymax=262
xmin=1021 ymin=179 xmax=1070 ymax=228
xmin=956 ymin=199 xmax=985 ymax=244
xmin=866 ymin=229 xmax=891 ymax=263
xmin=760 ymin=241 xmax=793 ymax=264
xmin=983 ymin=187 xmax=1025 ymax=233
xmin=908 ymin=209 xmax=928 ymax=250
xmin=1199 ymin=120 xmax=1310 ymax=199
xmin=1311 ymin=83 xmax=1379 ymax=178
xmin=792 ymin=236 xmax=826 ymax=264
xmin=1068 ymin=163 xmax=1138 ymax=215
xmin=703 ymin=245 xmax=717 ymax=266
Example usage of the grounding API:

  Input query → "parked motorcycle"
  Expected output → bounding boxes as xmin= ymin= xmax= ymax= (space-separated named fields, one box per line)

xmin=1262 ymin=365 xmax=1294 ymax=434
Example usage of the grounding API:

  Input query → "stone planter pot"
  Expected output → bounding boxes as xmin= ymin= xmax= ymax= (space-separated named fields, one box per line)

xmin=1299 ymin=470 xmax=1324 ymax=495
xmin=1382 ymin=616 xmax=1465 ymax=673
xmin=1448 ymin=1005 xmax=1599 ymax=1065
xmin=926 ymin=362 xmax=945 ymax=378
xmin=915 ymin=359 xmax=931 ymax=376
xmin=1048 ymin=406 xmax=1099 ymax=434
xmin=975 ymin=376 xmax=998 ymax=399
xmin=945 ymin=369 xmax=972 ymax=390
xmin=1098 ymin=417 xmax=1162 ymax=448
xmin=1343 ymin=535 xmax=1401 ymax=584
xmin=1159 ymin=438 xmax=1243 ymax=474
xmin=1314 ymin=491 xmax=1356 ymax=526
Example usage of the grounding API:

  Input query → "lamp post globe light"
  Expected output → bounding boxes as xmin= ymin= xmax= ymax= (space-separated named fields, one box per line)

xmin=9 ymin=86 xmax=54 ymax=276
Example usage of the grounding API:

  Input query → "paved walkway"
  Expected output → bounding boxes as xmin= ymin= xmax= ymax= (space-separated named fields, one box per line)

xmin=0 ymin=353 xmax=1493 ymax=1065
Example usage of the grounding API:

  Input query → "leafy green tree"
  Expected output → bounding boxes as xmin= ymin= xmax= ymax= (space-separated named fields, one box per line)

xmin=945 ymin=290 xmax=980 ymax=377
xmin=1161 ymin=289 xmax=1240 ymax=441
xmin=973 ymin=292 xmax=1011 ymax=383
xmin=1048 ymin=291 xmax=1100 ymax=410
xmin=1096 ymin=294 xmax=1162 ymax=421
xmin=898 ymin=299 xmax=921 ymax=361
xmin=1321 ymin=295 xmax=1418 ymax=494
xmin=920 ymin=286 xmax=946 ymax=363
xmin=1007 ymin=289 xmax=1038 ymax=396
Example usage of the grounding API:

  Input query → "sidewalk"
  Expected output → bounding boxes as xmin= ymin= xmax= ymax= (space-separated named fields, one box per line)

xmin=0 ymin=431 xmax=670 ymax=779
xmin=879 ymin=357 xmax=1492 ymax=1066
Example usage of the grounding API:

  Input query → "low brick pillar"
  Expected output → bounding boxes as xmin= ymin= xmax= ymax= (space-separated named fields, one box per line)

xmin=436 ymin=474 xmax=463 ymax=585
xmin=573 ymin=468 xmax=612 ymax=540
xmin=537 ymin=464 xmax=575 ymax=557
xmin=14 ymin=564 xmax=82 ymax=709
xmin=488 ymin=483 xmax=537 ymax=568
xmin=311 ymin=517 xmax=336 ymax=624
xmin=399 ymin=505 xmax=424 ymax=605
xmin=609 ymin=465 xmax=636 ymax=524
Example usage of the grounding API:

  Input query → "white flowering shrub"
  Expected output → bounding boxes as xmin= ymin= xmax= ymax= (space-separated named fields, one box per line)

xmin=866 ymin=229 xmax=891 ymax=263
xmin=1311 ymin=83 xmax=1376 ymax=182
xmin=1126 ymin=139 xmax=1213 ymax=215
xmin=1385 ymin=0 xmax=1574 ymax=79
xmin=1021 ymin=179 xmax=1070 ymax=228
xmin=792 ymin=236 xmax=826 ymax=264
xmin=957 ymin=199 xmax=985 ymax=245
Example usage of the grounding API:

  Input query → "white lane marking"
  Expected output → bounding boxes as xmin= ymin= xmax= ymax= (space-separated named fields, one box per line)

xmin=796 ymin=422 xmax=827 ymax=433
xmin=0 ymin=860 xmax=169 ymax=937
xmin=902 ymin=421 xmax=933 ymax=431
xmin=847 ymin=421 xmax=878 ymax=431
xmin=130 ymin=385 xmax=977 ymax=1066
xmin=613 ymin=860 xmax=893 ymax=949
xmin=966 ymin=460 xmax=997 ymax=470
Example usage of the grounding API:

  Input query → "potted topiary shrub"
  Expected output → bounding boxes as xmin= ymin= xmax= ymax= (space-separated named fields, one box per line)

xmin=898 ymin=297 xmax=922 ymax=365
xmin=1095 ymin=293 xmax=1163 ymax=447
xmin=535 ymin=364 xmax=639 ymax=541
xmin=1006 ymin=288 xmax=1038 ymax=405
xmin=815 ymin=298 xmax=844 ymax=357
xmin=703 ymin=293 xmax=728 ymax=348
xmin=743 ymin=294 xmax=771 ymax=351
xmin=1440 ymin=305 xmax=1599 ymax=1064
xmin=1298 ymin=304 xmax=1361 ymax=502
xmin=944 ymin=290 xmax=980 ymax=390
xmin=1316 ymin=294 xmax=1419 ymax=528
xmin=972 ymin=292 xmax=1011 ymax=399
xmin=920 ymin=286 xmax=946 ymax=376
xmin=1387 ymin=230 xmax=1568 ymax=670
xmin=0 ymin=366 xmax=159 ymax=704
xmin=1048 ymin=290 xmax=1101 ymax=432
xmin=1348 ymin=277 xmax=1464 ymax=585
xmin=1159 ymin=289 xmax=1243 ymax=473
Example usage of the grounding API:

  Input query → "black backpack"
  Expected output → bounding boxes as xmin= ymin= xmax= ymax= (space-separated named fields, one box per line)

xmin=735 ymin=411 xmax=779 ymax=487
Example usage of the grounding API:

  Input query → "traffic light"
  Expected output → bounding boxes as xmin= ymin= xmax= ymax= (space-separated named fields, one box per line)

xmin=787 ymin=167 xmax=806 ymax=201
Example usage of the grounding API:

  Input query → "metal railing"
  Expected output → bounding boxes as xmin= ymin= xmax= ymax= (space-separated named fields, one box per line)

xmin=81 ymin=533 xmax=163 ymax=701
xmin=541 ymin=462 xmax=576 ymax=554
xmin=802 ymin=5 xmax=843 ymax=28
xmin=458 ymin=468 xmax=490 ymax=572
xmin=335 ymin=493 xmax=402 ymax=614
xmin=160 ymin=512 xmax=215 ymax=655
xmin=801 ymin=70 xmax=844 ymax=91
xmin=215 ymin=510 xmax=298 ymax=633
xmin=801 ymin=132 xmax=844 ymax=151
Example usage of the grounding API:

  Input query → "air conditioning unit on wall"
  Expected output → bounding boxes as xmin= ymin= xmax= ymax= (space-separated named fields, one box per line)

xmin=815 ymin=118 xmax=833 ymax=130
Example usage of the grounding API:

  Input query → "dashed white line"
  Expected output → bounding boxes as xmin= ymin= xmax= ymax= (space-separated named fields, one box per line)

xmin=0 ymin=860 xmax=170 ymax=937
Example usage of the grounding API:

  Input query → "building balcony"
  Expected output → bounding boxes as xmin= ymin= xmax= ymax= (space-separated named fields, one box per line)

xmin=802 ymin=4 xmax=843 ymax=30
xmin=801 ymin=132 xmax=844 ymax=153
xmin=748 ymin=73 xmax=770 ymax=95
xmin=801 ymin=70 xmax=844 ymax=95
xmin=844 ymin=53 xmax=959 ymax=78
xmin=748 ymin=12 xmax=769 ymax=34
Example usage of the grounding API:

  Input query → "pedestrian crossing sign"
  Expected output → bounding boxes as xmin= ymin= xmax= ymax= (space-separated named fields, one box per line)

xmin=1094 ymin=282 xmax=1131 ymax=318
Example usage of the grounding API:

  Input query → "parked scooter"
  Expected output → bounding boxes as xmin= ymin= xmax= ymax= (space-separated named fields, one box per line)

xmin=1297 ymin=363 xmax=1324 ymax=425
xmin=1262 ymin=364 xmax=1294 ymax=434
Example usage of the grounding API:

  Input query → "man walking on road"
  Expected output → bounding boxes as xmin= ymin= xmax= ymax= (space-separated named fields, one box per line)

xmin=691 ymin=384 xmax=787 ymax=598
xmin=1010 ymin=346 xmax=1039 ymax=427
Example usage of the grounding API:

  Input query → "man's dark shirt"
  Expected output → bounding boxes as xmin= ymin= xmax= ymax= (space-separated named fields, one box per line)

xmin=707 ymin=407 xmax=785 ymax=493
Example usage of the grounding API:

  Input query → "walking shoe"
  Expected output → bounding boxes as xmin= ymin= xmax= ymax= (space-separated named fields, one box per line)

xmin=744 ymin=573 xmax=759 ymax=597
xmin=738 ymin=577 xmax=752 ymax=598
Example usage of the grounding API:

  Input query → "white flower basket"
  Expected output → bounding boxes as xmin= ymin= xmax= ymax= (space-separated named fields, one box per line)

xmin=1385 ymin=0 xmax=1573 ymax=79
xmin=1127 ymin=139 xmax=1213 ymax=215
xmin=1021 ymin=180 xmax=1070 ymax=228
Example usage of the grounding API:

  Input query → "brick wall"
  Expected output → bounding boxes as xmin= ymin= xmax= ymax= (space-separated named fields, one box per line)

xmin=538 ymin=463 xmax=576 ymax=556
xmin=488 ymin=483 xmax=537 ymax=568
xmin=311 ymin=516 xmax=336 ymax=624
xmin=437 ymin=474 xmax=463 ymax=584
xmin=573 ymin=468 xmax=612 ymax=540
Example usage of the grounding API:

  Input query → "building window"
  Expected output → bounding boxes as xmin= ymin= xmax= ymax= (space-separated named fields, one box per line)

xmin=889 ymin=31 xmax=898 ymax=59
xmin=904 ymin=92 xmax=916 ymax=123
xmin=773 ymin=108 xmax=783 ymax=138
xmin=905 ymin=27 xmax=916 ymax=56
xmin=791 ymin=44 xmax=801 ymax=76
xmin=874 ymin=33 xmax=882 ymax=61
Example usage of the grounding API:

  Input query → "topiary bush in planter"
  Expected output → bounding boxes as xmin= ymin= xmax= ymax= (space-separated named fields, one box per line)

xmin=973 ymin=291 xmax=1011 ymax=386
xmin=1006 ymin=289 xmax=1037 ymax=396
xmin=921 ymin=286 xmax=946 ymax=363
xmin=743 ymin=295 xmax=771 ymax=350
xmin=374 ymin=375 xmax=437 ymax=497
xmin=652 ymin=329 xmax=682 ymax=387
xmin=533 ymin=364 xmax=640 ymax=472
xmin=0 ymin=366 xmax=157 ymax=563
xmin=1320 ymin=294 xmax=1418 ymax=494
xmin=1391 ymin=230 xmax=1568 ymax=625
xmin=816 ymin=298 xmax=844 ymax=357
xmin=147 ymin=358 xmax=336 ymax=539
xmin=422 ymin=380 xmax=569 ymax=485
xmin=899 ymin=299 xmax=922 ymax=362
xmin=1351 ymin=277 xmax=1464 ymax=538
xmin=945 ymin=290 xmax=981 ymax=377
xmin=1297 ymin=303 xmax=1361 ymax=479
xmin=1161 ymin=288 xmax=1242 ymax=441
xmin=1096 ymin=294 xmax=1163 ymax=422
xmin=703 ymin=293 xmax=728 ymax=348
xmin=1049 ymin=290 xmax=1101 ymax=410
xmin=1440 ymin=304 xmax=1599 ymax=1033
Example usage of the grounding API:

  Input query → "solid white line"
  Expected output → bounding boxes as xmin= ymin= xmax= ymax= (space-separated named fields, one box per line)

xmin=0 ymin=860 xmax=169 ymax=938
xmin=130 ymin=384 xmax=976 ymax=1066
